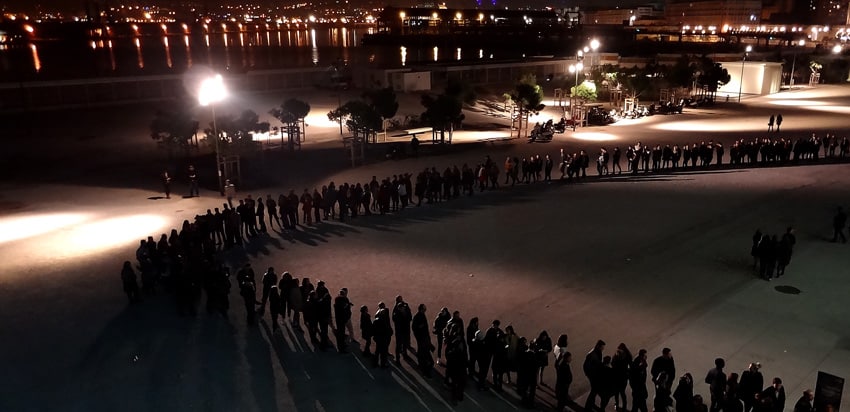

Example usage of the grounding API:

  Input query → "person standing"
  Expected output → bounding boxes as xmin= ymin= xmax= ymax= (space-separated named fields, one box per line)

xmin=412 ymin=304 xmax=434 ymax=377
xmin=555 ymin=350 xmax=574 ymax=412
xmin=161 ymin=170 xmax=172 ymax=199
xmin=761 ymin=378 xmax=786 ymax=412
xmin=651 ymin=348 xmax=676 ymax=391
xmin=121 ymin=261 xmax=141 ymax=303
xmin=584 ymin=339 xmax=606 ymax=412
xmin=631 ymin=349 xmax=650 ymax=412
xmin=613 ymin=343 xmax=634 ymax=411
xmin=674 ymin=373 xmax=695 ymax=412
xmin=793 ymin=390 xmax=813 ymax=412
xmin=256 ymin=197 xmax=267 ymax=233
xmin=775 ymin=114 xmax=783 ymax=132
xmin=266 ymin=195 xmax=280 ymax=230
xmin=392 ymin=295 xmax=413 ymax=363
xmin=768 ymin=115 xmax=775 ymax=132
xmin=535 ymin=330 xmax=553 ymax=386
xmin=373 ymin=302 xmax=393 ymax=368
xmin=705 ymin=358 xmax=728 ymax=412
xmin=187 ymin=164 xmax=199 ymax=197
xmin=260 ymin=267 xmax=277 ymax=314
xmin=740 ymin=363 xmax=764 ymax=412
xmin=433 ymin=307 xmax=451 ymax=365
xmin=359 ymin=305 xmax=373 ymax=356
xmin=777 ymin=227 xmax=795 ymax=277
xmin=832 ymin=206 xmax=847 ymax=243
xmin=445 ymin=322 xmax=467 ymax=403
xmin=333 ymin=288 xmax=353 ymax=353
xmin=268 ymin=285 xmax=281 ymax=332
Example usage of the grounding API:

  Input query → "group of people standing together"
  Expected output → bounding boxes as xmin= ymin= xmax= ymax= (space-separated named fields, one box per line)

xmin=750 ymin=227 xmax=797 ymax=281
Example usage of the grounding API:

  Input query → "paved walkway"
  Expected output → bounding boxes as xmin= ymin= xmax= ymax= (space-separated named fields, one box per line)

xmin=2 ymin=85 xmax=850 ymax=412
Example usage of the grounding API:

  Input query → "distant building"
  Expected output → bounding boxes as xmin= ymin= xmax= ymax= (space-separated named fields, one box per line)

xmin=582 ymin=6 xmax=662 ymax=25
xmin=665 ymin=0 xmax=762 ymax=27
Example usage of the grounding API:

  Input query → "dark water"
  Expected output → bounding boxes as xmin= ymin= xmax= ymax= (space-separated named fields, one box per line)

xmin=0 ymin=23 xmax=539 ymax=83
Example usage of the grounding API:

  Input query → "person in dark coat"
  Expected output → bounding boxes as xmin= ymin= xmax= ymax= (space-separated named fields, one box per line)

xmin=445 ymin=322 xmax=467 ymax=403
xmin=359 ymin=305 xmax=373 ymax=356
xmin=631 ymin=349 xmax=650 ymax=412
xmin=412 ymin=304 xmax=434 ymax=377
xmin=584 ymin=339 xmax=606 ymax=411
xmin=792 ymin=390 xmax=813 ymax=412
xmin=268 ymin=285 xmax=281 ymax=331
xmin=161 ymin=170 xmax=172 ymax=199
xmin=239 ymin=279 xmax=257 ymax=326
xmin=740 ymin=363 xmax=764 ymax=412
xmin=121 ymin=261 xmax=141 ymax=303
xmin=535 ymin=330 xmax=553 ymax=386
xmin=674 ymin=373 xmax=695 ymax=412
xmin=727 ymin=372 xmax=744 ymax=412
xmin=705 ymin=358 xmax=727 ymax=412
xmin=333 ymin=289 xmax=353 ymax=353
xmin=392 ymin=295 xmax=413 ymax=363
xmin=613 ymin=343 xmax=634 ymax=411
xmin=480 ymin=320 xmax=504 ymax=390
xmin=655 ymin=375 xmax=674 ymax=412
xmin=372 ymin=302 xmax=393 ymax=368
xmin=599 ymin=356 xmax=617 ymax=411
xmin=652 ymin=348 xmax=676 ymax=391
xmin=260 ymin=267 xmax=277 ymax=314
xmin=303 ymin=291 xmax=320 ymax=344
xmin=316 ymin=288 xmax=332 ymax=350
xmin=760 ymin=378 xmax=786 ymax=412
xmin=433 ymin=307 xmax=451 ymax=365
xmin=517 ymin=338 xmax=539 ymax=408
xmin=555 ymin=351 xmax=573 ymax=412
xmin=758 ymin=235 xmax=777 ymax=280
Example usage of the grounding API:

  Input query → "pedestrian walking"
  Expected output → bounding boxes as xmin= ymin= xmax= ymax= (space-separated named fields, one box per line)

xmin=768 ymin=115 xmax=775 ymax=132
xmin=776 ymin=114 xmax=783 ymax=132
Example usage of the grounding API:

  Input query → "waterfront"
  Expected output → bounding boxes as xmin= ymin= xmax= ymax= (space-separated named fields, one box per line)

xmin=0 ymin=22 xmax=549 ymax=82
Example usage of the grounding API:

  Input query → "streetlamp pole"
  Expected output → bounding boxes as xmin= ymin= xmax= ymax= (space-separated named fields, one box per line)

xmin=789 ymin=40 xmax=805 ymax=89
xmin=199 ymin=74 xmax=227 ymax=195
xmin=738 ymin=45 xmax=752 ymax=103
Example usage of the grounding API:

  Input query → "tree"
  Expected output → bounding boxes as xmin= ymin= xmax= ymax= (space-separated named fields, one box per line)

xmin=270 ymin=98 xmax=311 ymax=150
xmin=666 ymin=55 xmax=696 ymax=88
xmin=445 ymin=78 xmax=477 ymax=106
xmin=506 ymin=74 xmax=545 ymax=138
xmin=570 ymin=82 xmax=598 ymax=101
xmin=205 ymin=109 xmax=269 ymax=155
xmin=420 ymin=93 xmax=464 ymax=143
xmin=327 ymin=100 xmax=383 ymax=140
xmin=620 ymin=65 xmax=658 ymax=99
xmin=150 ymin=109 xmax=198 ymax=161
xmin=696 ymin=55 xmax=731 ymax=96
xmin=363 ymin=87 xmax=399 ymax=138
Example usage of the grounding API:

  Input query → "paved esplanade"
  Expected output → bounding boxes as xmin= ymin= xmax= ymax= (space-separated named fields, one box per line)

xmin=1 ymin=86 xmax=849 ymax=412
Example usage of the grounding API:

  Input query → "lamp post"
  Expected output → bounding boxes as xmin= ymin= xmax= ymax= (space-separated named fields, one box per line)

xmin=589 ymin=38 xmax=600 ymax=68
xmin=789 ymin=39 xmax=805 ymax=89
xmin=738 ymin=45 xmax=752 ymax=103
xmin=199 ymin=74 xmax=227 ymax=195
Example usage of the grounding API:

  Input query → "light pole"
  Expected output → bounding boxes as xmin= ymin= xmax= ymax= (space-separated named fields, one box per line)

xmin=738 ymin=45 xmax=752 ymax=103
xmin=199 ymin=74 xmax=228 ymax=195
xmin=589 ymin=38 xmax=600 ymax=69
xmin=789 ymin=39 xmax=805 ymax=89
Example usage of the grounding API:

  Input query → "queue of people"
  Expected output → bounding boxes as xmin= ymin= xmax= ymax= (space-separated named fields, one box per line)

xmin=118 ymin=137 xmax=844 ymax=411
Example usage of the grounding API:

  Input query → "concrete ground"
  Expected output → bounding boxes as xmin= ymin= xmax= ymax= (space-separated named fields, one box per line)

xmin=1 ymin=85 xmax=850 ymax=412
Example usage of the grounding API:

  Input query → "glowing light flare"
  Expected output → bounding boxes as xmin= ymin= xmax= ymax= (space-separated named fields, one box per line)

xmin=571 ymin=132 xmax=618 ymax=141
xmin=135 ymin=37 xmax=143 ymax=68
xmin=198 ymin=74 xmax=227 ymax=106
xmin=0 ymin=213 xmax=90 ymax=244
xmin=400 ymin=46 xmax=407 ymax=66
xmin=58 ymin=215 xmax=170 ymax=256
xmin=433 ymin=46 xmax=439 ymax=62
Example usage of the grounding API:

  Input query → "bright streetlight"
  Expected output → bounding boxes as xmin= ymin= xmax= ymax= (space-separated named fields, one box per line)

xmin=832 ymin=44 xmax=843 ymax=54
xmin=738 ymin=45 xmax=752 ymax=103
xmin=199 ymin=74 xmax=227 ymax=195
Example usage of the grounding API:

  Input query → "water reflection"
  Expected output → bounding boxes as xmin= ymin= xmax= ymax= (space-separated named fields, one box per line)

xmin=0 ymin=24 xmax=520 ymax=81
xmin=30 ymin=44 xmax=40 ymax=72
